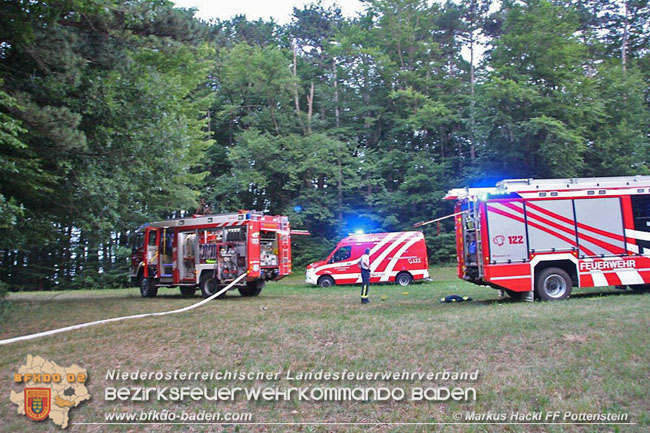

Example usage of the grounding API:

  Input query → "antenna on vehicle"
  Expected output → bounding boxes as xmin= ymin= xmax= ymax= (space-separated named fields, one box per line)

xmin=413 ymin=211 xmax=467 ymax=228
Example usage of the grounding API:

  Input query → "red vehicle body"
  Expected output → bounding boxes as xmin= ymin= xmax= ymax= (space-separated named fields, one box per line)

xmin=305 ymin=231 xmax=430 ymax=287
xmin=130 ymin=211 xmax=294 ymax=298
xmin=445 ymin=176 xmax=650 ymax=300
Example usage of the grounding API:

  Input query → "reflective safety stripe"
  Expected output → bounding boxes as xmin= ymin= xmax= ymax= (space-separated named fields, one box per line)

xmin=380 ymin=237 xmax=421 ymax=282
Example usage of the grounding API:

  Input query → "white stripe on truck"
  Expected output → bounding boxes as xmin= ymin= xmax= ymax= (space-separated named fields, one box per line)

xmin=380 ymin=236 xmax=422 ymax=282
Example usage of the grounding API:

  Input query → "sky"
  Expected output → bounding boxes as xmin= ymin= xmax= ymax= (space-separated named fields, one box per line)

xmin=171 ymin=0 xmax=482 ymax=62
xmin=172 ymin=0 xmax=367 ymax=24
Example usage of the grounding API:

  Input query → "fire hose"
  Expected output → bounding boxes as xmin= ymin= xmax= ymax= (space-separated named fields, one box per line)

xmin=0 ymin=272 xmax=248 ymax=346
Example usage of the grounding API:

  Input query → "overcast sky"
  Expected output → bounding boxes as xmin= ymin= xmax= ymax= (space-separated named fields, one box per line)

xmin=172 ymin=0 xmax=367 ymax=24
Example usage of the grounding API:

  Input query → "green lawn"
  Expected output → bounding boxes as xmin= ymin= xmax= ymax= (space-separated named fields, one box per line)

xmin=1 ymin=267 xmax=648 ymax=432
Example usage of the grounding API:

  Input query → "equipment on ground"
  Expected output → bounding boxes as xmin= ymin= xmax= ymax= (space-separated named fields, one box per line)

xmin=439 ymin=295 xmax=472 ymax=303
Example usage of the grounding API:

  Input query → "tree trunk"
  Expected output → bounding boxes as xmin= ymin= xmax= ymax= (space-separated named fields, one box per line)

xmin=333 ymin=61 xmax=340 ymax=129
xmin=469 ymin=19 xmax=476 ymax=160
xmin=337 ymin=144 xmax=343 ymax=223
xmin=306 ymin=82 xmax=314 ymax=134
xmin=63 ymin=225 xmax=72 ymax=283
xmin=292 ymin=41 xmax=306 ymax=133
xmin=333 ymin=60 xmax=343 ymax=223
xmin=622 ymin=0 xmax=628 ymax=72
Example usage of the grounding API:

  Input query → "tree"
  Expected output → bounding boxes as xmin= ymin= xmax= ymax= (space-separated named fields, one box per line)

xmin=0 ymin=0 xmax=213 ymax=289
xmin=583 ymin=63 xmax=650 ymax=175
xmin=477 ymin=0 xmax=596 ymax=178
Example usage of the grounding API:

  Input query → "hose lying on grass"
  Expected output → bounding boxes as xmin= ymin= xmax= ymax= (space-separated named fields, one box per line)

xmin=0 ymin=273 xmax=248 ymax=346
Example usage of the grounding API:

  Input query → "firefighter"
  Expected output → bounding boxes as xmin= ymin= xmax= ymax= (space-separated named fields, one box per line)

xmin=360 ymin=248 xmax=371 ymax=304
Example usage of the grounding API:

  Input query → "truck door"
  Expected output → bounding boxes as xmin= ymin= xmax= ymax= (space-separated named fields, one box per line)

xmin=328 ymin=245 xmax=354 ymax=278
xmin=458 ymin=201 xmax=480 ymax=280
xmin=130 ymin=232 xmax=144 ymax=277
xmin=247 ymin=220 xmax=261 ymax=279
xmin=159 ymin=228 xmax=174 ymax=281
xmin=278 ymin=232 xmax=291 ymax=276
xmin=143 ymin=227 xmax=160 ymax=278
xmin=631 ymin=194 xmax=650 ymax=254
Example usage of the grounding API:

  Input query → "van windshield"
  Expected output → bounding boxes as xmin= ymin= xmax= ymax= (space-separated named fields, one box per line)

xmin=329 ymin=246 xmax=351 ymax=263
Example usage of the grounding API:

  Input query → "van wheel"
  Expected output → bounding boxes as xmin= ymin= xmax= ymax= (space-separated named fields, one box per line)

xmin=395 ymin=272 xmax=413 ymax=286
xmin=239 ymin=280 xmax=264 ymax=297
xmin=318 ymin=275 xmax=335 ymax=288
xmin=140 ymin=277 xmax=158 ymax=298
xmin=200 ymin=273 xmax=225 ymax=299
xmin=535 ymin=267 xmax=572 ymax=301
xmin=180 ymin=286 xmax=196 ymax=297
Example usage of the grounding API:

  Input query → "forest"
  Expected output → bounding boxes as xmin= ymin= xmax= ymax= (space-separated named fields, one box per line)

xmin=0 ymin=0 xmax=648 ymax=290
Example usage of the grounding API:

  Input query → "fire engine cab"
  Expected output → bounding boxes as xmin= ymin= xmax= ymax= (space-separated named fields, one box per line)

xmin=445 ymin=176 xmax=650 ymax=301
xmin=130 ymin=211 xmax=295 ymax=298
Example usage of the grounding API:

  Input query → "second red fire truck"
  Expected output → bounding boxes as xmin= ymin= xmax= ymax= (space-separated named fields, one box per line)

xmin=130 ymin=211 xmax=298 ymax=298
xmin=445 ymin=176 xmax=650 ymax=301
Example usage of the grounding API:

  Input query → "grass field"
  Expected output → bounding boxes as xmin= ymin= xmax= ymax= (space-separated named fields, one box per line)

xmin=1 ymin=267 xmax=648 ymax=432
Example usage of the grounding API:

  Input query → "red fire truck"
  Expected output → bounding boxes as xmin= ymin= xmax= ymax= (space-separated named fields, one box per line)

xmin=130 ymin=211 xmax=296 ymax=298
xmin=445 ymin=176 xmax=650 ymax=301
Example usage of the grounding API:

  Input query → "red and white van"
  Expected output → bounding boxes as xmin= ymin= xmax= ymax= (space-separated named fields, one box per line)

xmin=305 ymin=231 xmax=430 ymax=287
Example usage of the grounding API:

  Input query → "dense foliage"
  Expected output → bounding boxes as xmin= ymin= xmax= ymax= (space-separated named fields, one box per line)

xmin=1 ymin=0 xmax=648 ymax=289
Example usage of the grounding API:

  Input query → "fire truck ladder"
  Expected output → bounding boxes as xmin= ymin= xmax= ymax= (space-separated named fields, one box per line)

xmin=496 ymin=176 xmax=650 ymax=192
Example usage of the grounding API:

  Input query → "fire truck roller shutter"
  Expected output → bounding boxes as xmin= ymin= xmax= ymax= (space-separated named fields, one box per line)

xmin=525 ymin=199 xmax=576 ymax=253
xmin=574 ymin=198 xmax=626 ymax=257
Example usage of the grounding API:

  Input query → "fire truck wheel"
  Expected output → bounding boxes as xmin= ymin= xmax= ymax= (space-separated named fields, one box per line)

xmin=318 ymin=275 xmax=335 ymax=288
xmin=535 ymin=267 xmax=572 ymax=301
xmin=180 ymin=286 xmax=197 ymax=297
xmin=140 ymin=277 xmax=158 ymax=298
xmin=239 ymin=280 xmax=264 ymax=297
xmin=200 ymin=273 xmax=225 ymax=299
xmin=395 ymin=272 xmax=413 ymax=286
